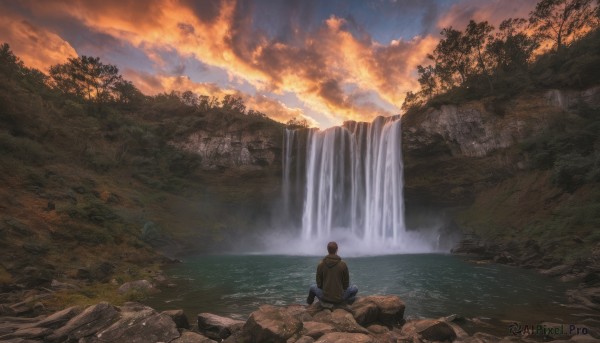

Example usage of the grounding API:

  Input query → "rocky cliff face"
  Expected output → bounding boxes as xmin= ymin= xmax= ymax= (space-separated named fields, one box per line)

xmin=403 ymin=87 xmax=600 ymax=159
xmin=401 ymin=87 xmax=600 ymax=207
xmin=175 ymin=121 xmax=283 ymax=170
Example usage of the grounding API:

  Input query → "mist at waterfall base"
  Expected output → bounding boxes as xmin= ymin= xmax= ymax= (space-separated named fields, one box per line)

xmin=258 ymin=116 xmax=446 ymax=256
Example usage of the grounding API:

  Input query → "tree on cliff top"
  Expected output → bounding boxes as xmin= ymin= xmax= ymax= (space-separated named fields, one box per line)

xmin=49 ymin=56 xmax=138 ymax=105
xmin=428 ymin=27 xmax=472 ymax=89
xmin=487 ymin=18 xmax=539 ymax=73
xmin=529 ymin=0 xmax=598 ymax=51
xmin=286 ymin=117 xmax=309 ymax=129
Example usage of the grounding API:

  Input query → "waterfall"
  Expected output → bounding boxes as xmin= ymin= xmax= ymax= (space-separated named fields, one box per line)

xmin=283 ymin=116 xmax=410 ymax=251
xmin=281 ymin=128 xmax=296 ymax=221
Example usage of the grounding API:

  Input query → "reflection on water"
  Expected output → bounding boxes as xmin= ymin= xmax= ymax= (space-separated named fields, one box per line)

xmin=145 ymin=254 xmax=578 ymax=324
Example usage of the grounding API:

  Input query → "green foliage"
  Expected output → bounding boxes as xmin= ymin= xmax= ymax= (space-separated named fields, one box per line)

xmin=221 ymin=94 xmax=246 ymax=113
xmin=531 ymin=28 xmax=600 ymax=89
xmin=522 ymin=101 xmax=600 ymax=191
xmin=0 ymin=44 xmax=288 ymax=303
xmin=489 ymin=18 xmax=539 ymax=72
xmin=167 ymin=150 xmax=202 ymax=177
xmin=0 ymin=131 xmax=50 ymax=164
xmin=64 ymin=200 xmax=120 ymax=225
xmin=49 ymin=56 xmax=127 ymax=105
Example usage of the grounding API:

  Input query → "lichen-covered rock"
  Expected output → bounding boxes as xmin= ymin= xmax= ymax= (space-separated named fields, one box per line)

xmin=197 ymin=312 xmax=244 ymax=340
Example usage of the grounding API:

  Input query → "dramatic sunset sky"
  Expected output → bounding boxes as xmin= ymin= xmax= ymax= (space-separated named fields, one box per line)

xmin=0 ymin=0 xmax=538 ymax=127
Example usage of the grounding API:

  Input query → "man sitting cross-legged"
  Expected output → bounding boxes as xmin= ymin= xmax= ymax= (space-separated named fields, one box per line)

xmin=307 ymin=241 xmax=358 ymax=305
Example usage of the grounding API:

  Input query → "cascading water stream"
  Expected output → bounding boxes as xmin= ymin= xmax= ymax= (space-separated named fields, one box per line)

xmin=282 ymin=116 xmax=421 ymax=253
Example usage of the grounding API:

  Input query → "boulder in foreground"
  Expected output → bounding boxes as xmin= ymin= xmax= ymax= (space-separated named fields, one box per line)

xmin=197 ymin=312 xmax=244 ymax=340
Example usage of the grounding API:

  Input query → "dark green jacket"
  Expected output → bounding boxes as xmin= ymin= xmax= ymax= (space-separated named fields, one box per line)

xmin=316 ymin=254 xmax=349 ymax=303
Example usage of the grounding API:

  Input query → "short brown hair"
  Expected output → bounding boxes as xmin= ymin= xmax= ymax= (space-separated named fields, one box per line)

xmin=327 ymin=241 xmax=338 ymax=254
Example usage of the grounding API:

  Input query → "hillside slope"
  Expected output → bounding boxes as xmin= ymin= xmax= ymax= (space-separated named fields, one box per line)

xmin=0 ymin=47 xmax=284 ymax=308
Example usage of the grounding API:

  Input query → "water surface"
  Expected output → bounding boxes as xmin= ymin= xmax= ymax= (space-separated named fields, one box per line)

xmin=146 ymin=254 xmax=580 ymax=327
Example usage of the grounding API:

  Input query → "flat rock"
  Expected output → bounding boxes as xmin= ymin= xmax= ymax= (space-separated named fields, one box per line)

xmin=239 ymin=305 xmax=303 ymax=343
xmin=198 ymin=312 xmax=244 ymax=340
xmin=315 ymin=332 xmax=374 ymax=343
xmin=45 ymin=302 xmax=119 ymax=342
xmin=171 ymin=331 xmax=217 ymax=343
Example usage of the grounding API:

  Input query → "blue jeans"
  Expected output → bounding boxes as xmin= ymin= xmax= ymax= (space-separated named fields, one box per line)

xmin=309 ymin=284 xmax=358 ymax=304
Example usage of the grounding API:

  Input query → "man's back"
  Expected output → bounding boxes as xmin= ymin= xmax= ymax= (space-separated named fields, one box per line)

xmin=307 ymin=241 xmax=358 ymax=305
xmin=317 ymin=254 xmax=349 ymax=303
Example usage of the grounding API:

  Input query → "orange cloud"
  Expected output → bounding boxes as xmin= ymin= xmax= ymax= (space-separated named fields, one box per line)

xmin=0 ymin=11 xmax=77 ymax=72
xmin=16 ymin=0 xmax=418 ymax=125
xmin=123 ymin=69 xmax=313 ymax=125
xmin=9 ymin=0 xmax=543 ymax=127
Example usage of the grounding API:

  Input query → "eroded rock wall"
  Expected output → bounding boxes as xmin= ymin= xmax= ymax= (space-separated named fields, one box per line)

xmin=176 ymin=121 xmax=284 ymax=170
